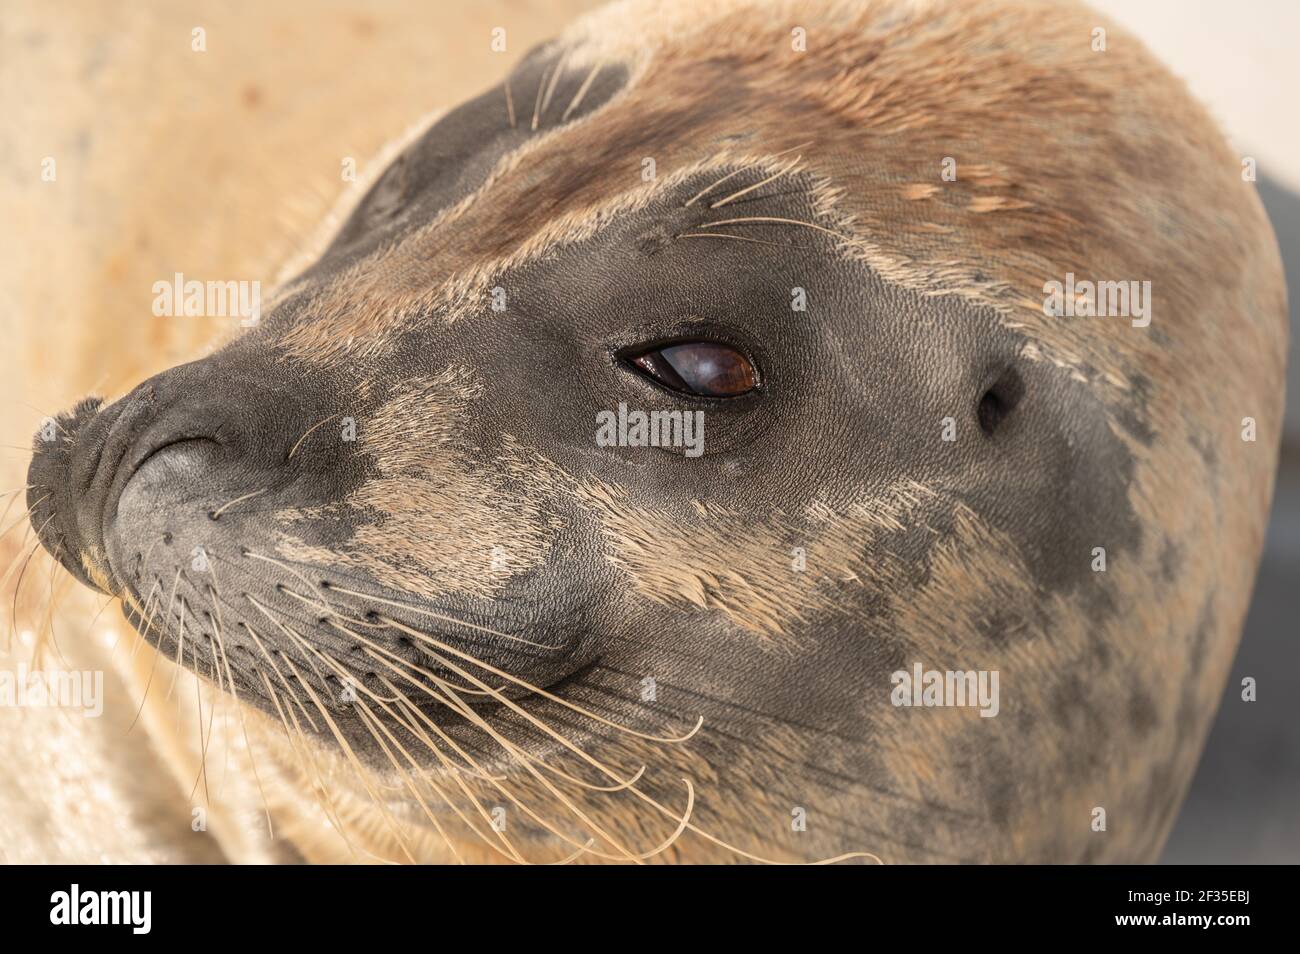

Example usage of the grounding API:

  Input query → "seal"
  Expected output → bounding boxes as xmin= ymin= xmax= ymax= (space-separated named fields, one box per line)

xmin=23 ymin=0 xmax=1289 ymax=863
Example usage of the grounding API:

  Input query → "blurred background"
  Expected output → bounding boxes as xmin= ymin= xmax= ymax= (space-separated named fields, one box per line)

xmin=1 ymin=0 xmax=1295 ymax=862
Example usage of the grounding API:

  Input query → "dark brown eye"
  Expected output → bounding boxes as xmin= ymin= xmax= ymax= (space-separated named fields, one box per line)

xmin=627 ymin=342 xmax=757 ymax=397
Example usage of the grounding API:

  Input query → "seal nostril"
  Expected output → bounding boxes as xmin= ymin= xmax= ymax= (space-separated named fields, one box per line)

xmin=977 ymin=367 xmax=1025 ymax=437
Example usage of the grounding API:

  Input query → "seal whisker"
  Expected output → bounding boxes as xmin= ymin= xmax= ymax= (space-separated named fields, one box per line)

xmin=380 ymin=615 xmax=703 ymax=744
xmin=675 ymin=232 xmax=812 ymax=250
xmin=342 ymin=667 xmax=541 ymax=864
xmin=340 ymin=623 xmax=647 ymax=862
xmin=538 ymin=52 xmax=567 ymax=122
xmin=377 ymin=677 xmax=608 ymax=863
xmin=503 ymin=78 xmax=516 ymax=129
xmin=113 ymin=577 xmax=161 ymax=668
xmin=247 ymin=626 xmax=389 ymax=862
xmin=325 ymin=581 xmax=565 ymax=650
xmin=11 ymin=513 xmax=56 ymax=647
xmin=164 ymin=590 xmax=189 ymax=702
xmin=126 ymin=566 xmax=183 ymax=733
xmin=0 ymin=488 xmax=31 ymax=538
xmin=245 ymin=594 xmax=335 ymax=695
xmin=384 ymin=620 xmax=877 ymax=865
xmin=708 ymin=155 xmax=803 ymax=209
xmin=82 ymin=592 xmax=121 ymax=645
xmin=241 ymin=622 xmax=321 ymax=733
xmin=530 ymin=63 xmax=552 ymax=132
xmin=682 ymin=141 xmax=813 ymax=207
xmin=33 ymin=544 xmax=73 ymax=666
xmin=422 ymin=668 xmax=644 ymax=863
xmin=208 ymin=487 xmax=268 ymax=519
xmin=560 ymin=61 xmax=602 ymax=122
xmin=276 ymin=651 xmax=420 ymax=864
xmin=0 ymin=493 xmax=47 ymax=545
xmin=0 ymin=537 xmax=40 ymax=654
xmin=343 ymin=615 xmax=674 ymax=862
xmin=255 ymin=665 xmax=361 ymax=858
xmin=286 ymin=413 xmax=341 ymax=460
xmin=202 ymin=609 xmax=238 ymax=802
xmin=358 ymin=632 xmax=643 ymax=791
xmin=0 ymin=525 xmax=36 ymax=592
xmin=238 ymin=550 xmax=345 ymax=616
xmin=697 ymin=214 xmax=849 ymax=241
xmin=347 ymin=695 xmax=471 ymax=864
xmin=206 ymin=561 xmax=275 ymax=838
xmin=188 ymin=634 xmax=215 ymax=807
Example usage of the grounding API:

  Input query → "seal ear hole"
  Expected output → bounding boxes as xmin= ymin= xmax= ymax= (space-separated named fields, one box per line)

xmin=977 ymin=368 xmax=1025 ymax=437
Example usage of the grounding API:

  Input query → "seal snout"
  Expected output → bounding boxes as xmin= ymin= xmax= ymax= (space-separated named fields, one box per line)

xmin=26 ymin=395 xmax=121 ymax=592
xmin=25 ymin=360 xmax=246 ymax=596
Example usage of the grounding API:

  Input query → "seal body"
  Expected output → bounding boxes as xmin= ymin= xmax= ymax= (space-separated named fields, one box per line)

xmin=23 ymin=0 xmax=1288 ymax=863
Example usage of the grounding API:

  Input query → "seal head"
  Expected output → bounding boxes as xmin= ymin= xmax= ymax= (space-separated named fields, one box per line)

xmin=28 ymin=0 xmax=1288 ymax=863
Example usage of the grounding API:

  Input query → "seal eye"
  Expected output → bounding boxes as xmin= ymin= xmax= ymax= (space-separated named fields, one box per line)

xmin=360 ymin=153 xmax=411 ymax=225
xmin=627 ymin=342 xmax=757 ymax=397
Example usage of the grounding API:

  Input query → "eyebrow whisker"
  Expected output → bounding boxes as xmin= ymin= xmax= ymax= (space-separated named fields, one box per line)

xmin=708 ymin=155 xmax=803 ymax=209
xmin=683 ymin=141 xmax=813 ymax=207
xmin=561 ymin=61 xmax=603 ymax=122
xmin=676 ymin=232 xmax=813 ymax=251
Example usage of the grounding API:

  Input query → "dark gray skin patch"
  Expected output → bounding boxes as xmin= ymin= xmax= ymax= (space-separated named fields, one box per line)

xmin=1112 ymin=372 xmax=1157 ymax=448
xmin=1127 ymin=682 xmax=1159 ymax=739
xmin=1125 ymin=593 xmax=1220 ymax=845
xmin=28 ymin=43 xmax=1151 ymax=857
xmin=1158 ymin=535 xmax=1183 ymax=582
xmin=1194 ymin=432 xmax=1219 ymax=474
